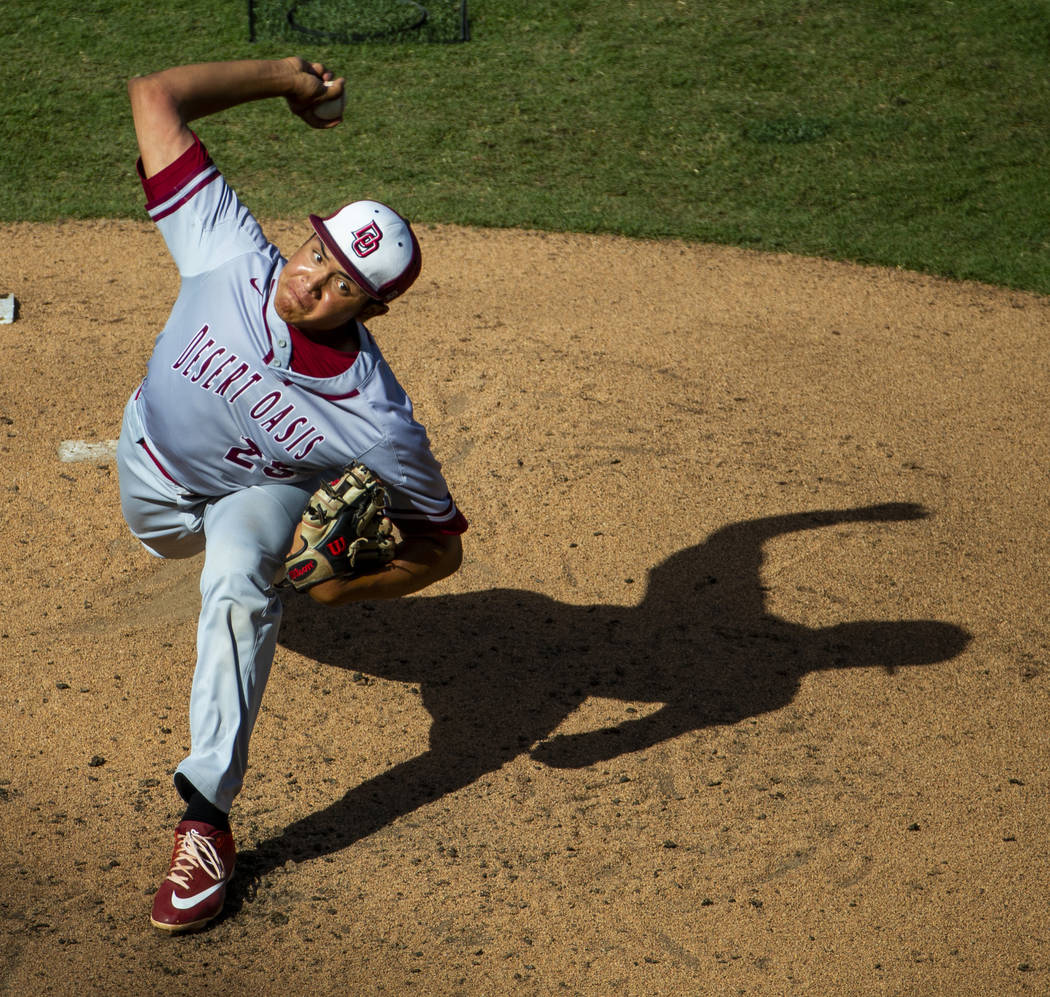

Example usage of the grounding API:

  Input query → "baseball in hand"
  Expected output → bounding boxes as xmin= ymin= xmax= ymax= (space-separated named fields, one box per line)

xmin=314 ymin=81 xmax=345 ymax=121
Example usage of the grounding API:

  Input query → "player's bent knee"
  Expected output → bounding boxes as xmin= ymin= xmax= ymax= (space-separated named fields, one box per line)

xmin=200 ymin=547 xmax=284 ymax=599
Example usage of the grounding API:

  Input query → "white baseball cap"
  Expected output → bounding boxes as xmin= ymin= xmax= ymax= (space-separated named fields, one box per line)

xmin=309 ymin=200 xmax=422 ymax=303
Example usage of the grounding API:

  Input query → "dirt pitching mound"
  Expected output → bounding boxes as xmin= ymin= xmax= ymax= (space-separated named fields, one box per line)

xmin=1 ymin=219 xmax=1048 ymax=995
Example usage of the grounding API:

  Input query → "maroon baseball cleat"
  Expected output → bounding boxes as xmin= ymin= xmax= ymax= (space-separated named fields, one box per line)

xmin=150 ymin=820 xmax=236 ymax=932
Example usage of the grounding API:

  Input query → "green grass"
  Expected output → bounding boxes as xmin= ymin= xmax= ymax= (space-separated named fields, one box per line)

xmin=2 ymin=0 xmax=1050 ymax=292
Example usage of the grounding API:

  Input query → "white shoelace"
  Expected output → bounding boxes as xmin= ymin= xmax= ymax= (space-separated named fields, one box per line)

xmin=166 ymin=829 xmax=226 ymax=889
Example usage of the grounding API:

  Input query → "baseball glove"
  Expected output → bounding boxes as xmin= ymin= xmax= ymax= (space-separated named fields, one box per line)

xmin=284 ymin=463 xmax=396 ymax=591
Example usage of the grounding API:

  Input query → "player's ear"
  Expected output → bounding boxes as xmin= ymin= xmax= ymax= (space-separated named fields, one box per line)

xmin=359 ymin=301 xmax=390 ymax=321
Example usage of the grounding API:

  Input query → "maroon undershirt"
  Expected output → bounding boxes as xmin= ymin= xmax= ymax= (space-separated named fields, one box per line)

xmin=287 ymin=323 xmax=358 ymax=376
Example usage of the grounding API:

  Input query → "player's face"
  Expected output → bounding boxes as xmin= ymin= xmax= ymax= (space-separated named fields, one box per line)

xmin=275 ymin=236 xmax=374 ymax=331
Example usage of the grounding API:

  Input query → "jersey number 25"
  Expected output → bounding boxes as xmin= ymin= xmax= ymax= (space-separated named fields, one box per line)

xmin=224 ymin=436 xmax=297 ymax=479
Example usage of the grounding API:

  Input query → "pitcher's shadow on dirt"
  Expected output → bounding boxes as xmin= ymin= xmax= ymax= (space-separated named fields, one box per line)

xmin=225 ymin=502 xmax=969 ymax=913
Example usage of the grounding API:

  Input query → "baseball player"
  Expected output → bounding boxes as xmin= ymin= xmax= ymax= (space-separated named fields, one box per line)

xmin=116 ymin=57 xmax=467 ymax=932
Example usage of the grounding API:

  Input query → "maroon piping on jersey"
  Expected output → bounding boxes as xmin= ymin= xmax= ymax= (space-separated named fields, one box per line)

xmin=150 ymin=169 xmax=221 ymax=222
xmin=260 ymin=276 xmax=278 ymax=366
xmin=138 ymin=439 xmax=183 ymax=487
xmin=313 ymin=388 xmax=361 ymax=401
xmin=391 ymin=495 xmax=469 ymax=536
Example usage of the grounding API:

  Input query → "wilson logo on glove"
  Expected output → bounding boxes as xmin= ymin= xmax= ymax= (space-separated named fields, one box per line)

xmin=287 ymin=560 xmax=317 ymax=583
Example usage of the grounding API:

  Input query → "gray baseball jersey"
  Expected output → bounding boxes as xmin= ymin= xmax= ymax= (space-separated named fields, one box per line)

xmin=117 ymin=136 xmax=465 ymax=812
xmin=132 ymin=134 xmax=466 ymax=535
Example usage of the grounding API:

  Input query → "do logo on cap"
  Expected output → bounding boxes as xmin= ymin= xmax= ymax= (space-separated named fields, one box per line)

xmin=352 ymin=221 xmax=383 ymax=258
xmin=309 ymin=200 xmax=422 ymax=303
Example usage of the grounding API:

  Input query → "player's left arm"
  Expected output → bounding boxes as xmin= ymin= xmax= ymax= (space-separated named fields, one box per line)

xmin=300 ymin=531 xmax=463 ymax=607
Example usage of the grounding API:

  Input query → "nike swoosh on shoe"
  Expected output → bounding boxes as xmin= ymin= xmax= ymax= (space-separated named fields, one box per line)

xmin=170 ymin=881 xmax=226 ymax=910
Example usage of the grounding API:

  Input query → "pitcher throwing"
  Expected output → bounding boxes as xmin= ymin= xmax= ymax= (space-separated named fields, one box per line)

xmin=116 ymin=57 xmax=467 ymax=932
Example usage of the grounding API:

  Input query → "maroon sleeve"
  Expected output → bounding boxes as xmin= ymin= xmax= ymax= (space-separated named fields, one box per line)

xmin=137 ymin=133 xmax=213 ymax=208
xmin=391 ymin=505 xmax=469 ymax=538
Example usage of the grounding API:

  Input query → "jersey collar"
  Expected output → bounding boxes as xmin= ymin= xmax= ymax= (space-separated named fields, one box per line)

xmin=262 ymin=261 xmax=380 ymax=396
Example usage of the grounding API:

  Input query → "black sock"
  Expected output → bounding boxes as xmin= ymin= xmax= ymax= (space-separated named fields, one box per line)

xmin=182 ymin=792 xmax=231 ymax=831
xmin=175 ymin=775 xmax=231 ymax=831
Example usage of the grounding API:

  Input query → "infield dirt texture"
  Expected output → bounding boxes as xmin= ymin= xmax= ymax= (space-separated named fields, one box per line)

xmin=0 ymin=219 xmax=1048 ymax=995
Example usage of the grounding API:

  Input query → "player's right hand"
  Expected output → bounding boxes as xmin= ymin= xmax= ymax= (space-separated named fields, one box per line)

xmin=282 ymin=56 xmax=345 ymax=130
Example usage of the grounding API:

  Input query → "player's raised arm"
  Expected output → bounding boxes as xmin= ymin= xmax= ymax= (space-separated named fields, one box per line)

xmin=127 ymin=57 xmax=346 ymax=178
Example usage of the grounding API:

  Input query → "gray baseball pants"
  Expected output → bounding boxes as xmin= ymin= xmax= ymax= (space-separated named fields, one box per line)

xmin=117 ymin=397 xmax=313 ymax=813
